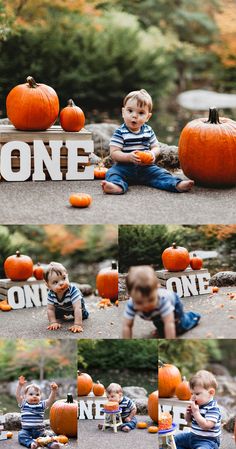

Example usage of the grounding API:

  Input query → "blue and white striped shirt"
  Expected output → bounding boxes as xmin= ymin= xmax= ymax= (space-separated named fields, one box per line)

xmin=119 ymin=396 xmax=136 ymax=419
xmin=191 ymin=399 xmax=221 ymax=438
xmin=110 ymin=123 xmax=158 ymax=153
xmin=124 ymin=288 xmax=175 ymax=322
xmin=47 ymin=284 xmax=83 ymax=313
xmin=20 ymin=400 xmax=46 ymax=429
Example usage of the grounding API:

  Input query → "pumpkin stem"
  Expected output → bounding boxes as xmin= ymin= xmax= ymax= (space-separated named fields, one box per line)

xmin=111 ymin=261 xmax=117 ymax=270
xmin=158 ymin=359 xmax=165 ymax=367
xmin=206 ymin=107 xmax=221 ymax=124
xmin=67 ymin=99 xmax=75 ymax=107
xmin=172 ymin=242 xmax=177 ymax=249
xmin=26 ymin=76 xmax=38 ymax=88
xmin=16 ymin=250 xmax=21 ymax=257
xmin=66 ymin=393 xmax=74 ymax=403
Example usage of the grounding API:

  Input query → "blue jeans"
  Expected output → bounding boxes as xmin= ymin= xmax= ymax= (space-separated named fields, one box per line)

xmin=120 ymin=416 xmax=137 ymax=430
xmin=175 ymin=432 xmax=220 ymax=449
xmin=105 ymin=163 xmax=183 ymax=193
xmin=18 ymin=428 xmax=45 ymax=448
xmin=153 ymin=293 xmax=201 ymax=337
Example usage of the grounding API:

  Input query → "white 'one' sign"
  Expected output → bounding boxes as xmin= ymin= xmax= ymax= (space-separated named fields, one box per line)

xmin=7 ymin=284 xmax=48 ymax=309
xmin=0 ymin=140 xmax=94 ymax=181
xmin=79 ymin=400 xmax=106 ymax=419
xmin=166 ymin=272 xmax=211 ymax=298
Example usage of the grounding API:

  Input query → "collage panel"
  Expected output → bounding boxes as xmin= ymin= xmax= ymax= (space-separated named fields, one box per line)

xmin=119 ymin=225 xmax=236 ymax=339
xmin=0 ymin=339 xmax=77 ymax=449
xmin=0 ymin=224 xmax=121 ymax=339
xmin=77 ymin=339 xmax=158 ymax=449
xmin=158 ymin=339 xmax=236 ymax=449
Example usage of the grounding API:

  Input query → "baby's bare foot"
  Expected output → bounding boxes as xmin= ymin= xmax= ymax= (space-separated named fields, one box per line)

xmin=176 ymin=180 xmax=194 ymax=192
xmin=121 ymin=426 xmax=131 ymax=432
xmin=101 ymin=180 xmax=123 ymax=194
xmin=49 ymin=442 xmax=63 ymax=449
xmin=31 ymin=442 xmax=38 ymax=449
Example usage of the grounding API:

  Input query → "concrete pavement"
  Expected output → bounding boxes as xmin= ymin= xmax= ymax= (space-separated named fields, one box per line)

xmin=0 ymin=174 xmax=236 ymax=224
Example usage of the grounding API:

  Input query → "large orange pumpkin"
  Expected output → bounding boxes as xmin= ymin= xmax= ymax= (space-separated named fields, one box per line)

xmin=6 ymin=76 xmax=59 ymax=131
xmin=60 ymin=99 xmax=85 ymax=132
xmin=49 ymin=394 xmax=77 ymax=437
xmin=4 ymin=250 xmax=34 ymax=281
xmin=158 ymin=361 xmax=182 ymax=398
xmin=148 ymin=390 xmax=158 ymax=423
xmin=190 ymin=254 xmax=203 ymax=270
xmin=96 ymin=261 xmax=118 ymax=302
xmin=134 ymin=151 xmax=154 ymax=164
xmin=162 ymin=242 xmax=190 ymax=272
xmin=175 ymin=376 xmax=191 ymax=400
xmin=77 ymin=371 xmax=93 ymax=396
xmin=179 ymin=108 xmax=236 ymax=187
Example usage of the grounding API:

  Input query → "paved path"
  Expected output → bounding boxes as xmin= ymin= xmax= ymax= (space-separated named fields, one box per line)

xmin=0 ymin=174 xmax=235 ymax=224
xmin=180 ymin=287 xmax=236 ymax=339
xmin=79 ymin=415 xmax=157 ymax=449
xmin=1 ymin=287 xmax=235 ymax=339
xmin=0 ymin=297 xmax=155 ymax=339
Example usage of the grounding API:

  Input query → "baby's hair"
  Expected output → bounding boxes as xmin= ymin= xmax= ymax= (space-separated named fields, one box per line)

xmin=44 ymin=261 xmax=67 ymax=283
xmin=24 ymin=384 xmax=41 ymax=394
xmin=189 ymin=370 xmax=218 ymax=390
xmin=126 ymin=265 xmax=158 ymax=297
xmin=123 ymin=89 xmax=153 ymax=112
xmin=106 ymin=382 xmax=123 ymax=395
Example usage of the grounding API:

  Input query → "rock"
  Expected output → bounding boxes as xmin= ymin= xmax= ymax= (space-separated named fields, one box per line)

xmin=4 ymin=413 xmax=21 ymax=430
xmin=207 ymin=364 xmax=231 ymax=376
xmin=76 ymin=283 xmax=93 ymax=296
xmin=134 ymin=398 xmax=148 ymax=415
xmin=123 ymin=386 xmax=148 ymax=399
xmin=223 ymin=415 xmax=236 ymax=433
xmin=209 ymin=271 xmax=236 ymax=287
xmin=118 ymin=274 xmax=128 ymax=301
xmin=177 ymin=89 xmax=236 ymax=110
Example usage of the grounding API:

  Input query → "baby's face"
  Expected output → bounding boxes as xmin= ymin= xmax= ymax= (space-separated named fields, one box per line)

xmin=191 ymin=385 xmax=214 ymax=406
xmin=47 ymin=270 xmax=69 ymax=295
xmin=132 ymin=288 xmax=158 ymax=313
xmin=25 ymin=387 xmax=41 ymax=405
xmin=122 ymin=98 xmax=151 ymax=132
xmin=107 ymin=390 xmax=122 ymax=403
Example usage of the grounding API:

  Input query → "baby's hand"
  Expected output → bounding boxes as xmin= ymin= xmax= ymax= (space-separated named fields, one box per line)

xmin=50 ymin=382 xmax=58 ymax=391
xmin=18 ymin=375 xmax=26 ymax=386
xmin=69 ymin=324 xmax=83 ymax=333
xmin=128 ymin=152 xmax=142 ymax=164
xmin=124 ymin=417 xmax=131 ymax=422
xmin=190 ymin=400 xmax=199 ymax=414
xmin=47 ymin=322 xmax=62 ymax=331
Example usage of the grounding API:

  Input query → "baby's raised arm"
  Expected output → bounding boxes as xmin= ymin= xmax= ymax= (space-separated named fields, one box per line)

xmin=45 ymin=382 xmax=58 ymax=408
xmin=16 ymin=375 xmax=27 ymax=405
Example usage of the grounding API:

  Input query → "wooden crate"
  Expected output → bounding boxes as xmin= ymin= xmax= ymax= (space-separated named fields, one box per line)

xmin=156 ymin=268 xmax=211 ymax=298
xmin=0 ymin=278 xmax=47 ymax=308
xmin=0 ymin=125 xmax=94 ymax=181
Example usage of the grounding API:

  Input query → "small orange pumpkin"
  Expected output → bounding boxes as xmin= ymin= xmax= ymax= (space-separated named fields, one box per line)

xmin=6 ymin=432 xmax=13 ymax=439
xmin=190 ymin=254 xmax=203 ymax=270
xmin=77 ymin=370 xmax=93 ymax=396
xmin=53 ymin=435 xmax=69 ymax=444
xmin=94 ymin=166 xmax=108 ymax=179
xmin=69 ymin=193 xmax=92 ymax=208
xmin=4 ymin=250 xmax=34 ymax=281
xmin=212 ymin=286 xmax=219 ymax=293
xmin=134 ymin=150 xmax=154 ymax=164
xmin=0 ymin=302 xmax=12 ymax=311
xmin=33 ymin=262 xmax=44 ymax=280
xmin=96 ymin=261 xmax=118 ymax=302
xmin=162 ymin=242 xmax=190 ymax=272
xmin=148 ymin=426 xmax=158 ymax=433
xmin=60 ymin=99 xmax=85 ymax=132
xmin=175 ymin=376 xmax=191 ymax=400
xmin=6 ymin=76 xmax=59 ymax=131
xmin=137 ymin=422 xmax=148 ymax=429
xmin=93 ymin=381 xmax=105 ymax=396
